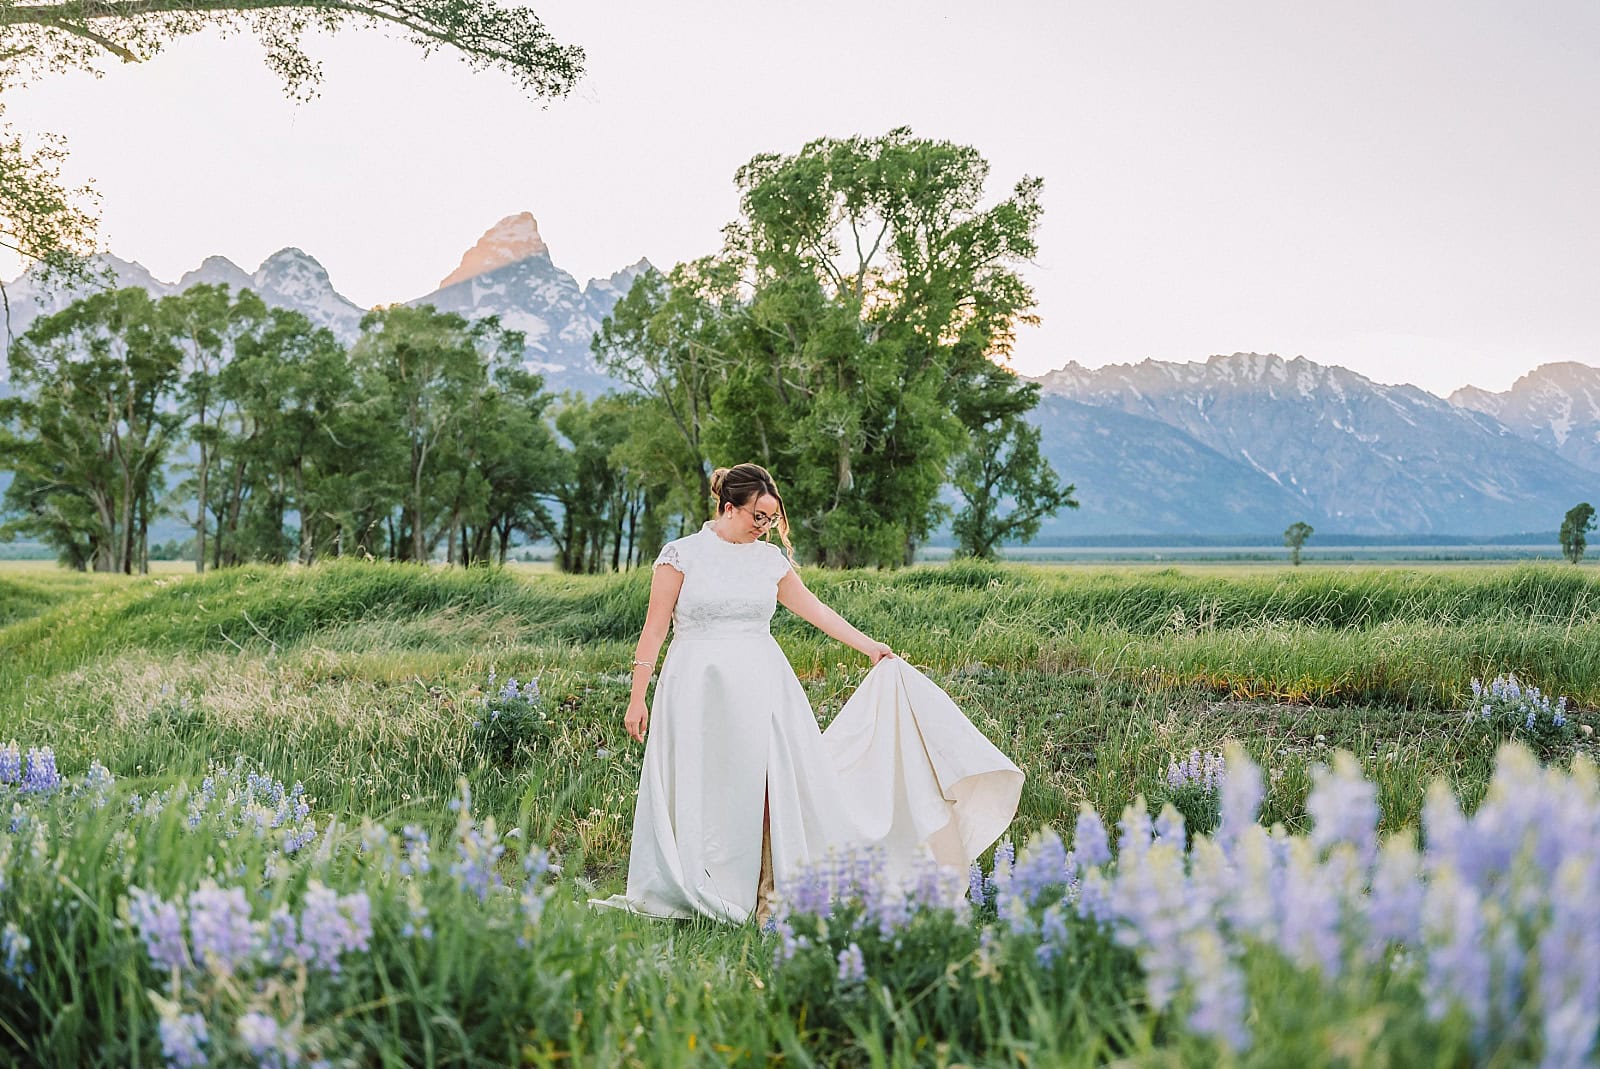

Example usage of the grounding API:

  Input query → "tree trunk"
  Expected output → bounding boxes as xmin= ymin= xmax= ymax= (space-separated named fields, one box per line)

xmin=195 ymin=424 xmax=209 ymax=574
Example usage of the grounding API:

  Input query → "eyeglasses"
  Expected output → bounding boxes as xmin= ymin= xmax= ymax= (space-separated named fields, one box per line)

xmin=736 ymin=504 xmax=782 ymax=528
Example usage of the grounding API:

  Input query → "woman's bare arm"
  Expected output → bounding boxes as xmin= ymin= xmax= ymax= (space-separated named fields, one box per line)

xmin=625 ymin=563 xmax=684 ymax=741
xmin=777 ymin=567 xmax=893 ymax=662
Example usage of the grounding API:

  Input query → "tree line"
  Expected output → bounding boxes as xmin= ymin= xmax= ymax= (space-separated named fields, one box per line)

xmin=1 ymin=131 xmax=1076 ymax=573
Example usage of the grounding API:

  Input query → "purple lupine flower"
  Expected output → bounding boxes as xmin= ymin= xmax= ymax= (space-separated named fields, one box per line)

xmin=967 ymin=862 xmax=990 ymax=907
xmin=262 ymin=907 xmax=298 ymax=966
xmin=1154 ymin=804 xmax=1186 ymax=847
xmin=1421 ymin=780 xmax=1475 ymax=882
xmin=992 ymin=837 xmax=1016 ymax=882
xmin=1275 ymin=838 xmax=1346 ymax=979
xmin=1166 ymin=755 xmax=1187 ymax=789
xmin=295 ymin=883 xmax=371 ymax=973
xmin=1106 ymin=840 xmax=1199 ymax=1010
xmin=1116 ymin=799 xmax=1155 ymax=867
xmin=1363 ymin=832 xmax=1424 ymax=955
xmin=1307 ymin=751 xmax=1379 ymax=870
xmin=1 ymin=923 xmax=33 ymax=988
xmin=83 ymin=762 xmax=115 ymax=807
xmin=906 ymin=855 xmax=961 ymax=911
xmin=129 ymin=888 xmax=189 ymax=973
xmin=836 ymin=942 xmax=866 ymax=984
xmin=1536 ymin=857 xmax=1600 ymax=1069
xmin=1072 ymin=806 xmax=1112 ymax=870
xmin=1184 ymin=926 xmax=1251 ymax=1052
xmin=784 ymin=858 xmax=836 ymax=918
xmin=1221 ymin=825 xmax=1281 ymax=941
xmin=0 ymin=742 xmax=20 ymax=785
xmin=1217 ymin=744 xmax=1263 ymax=853
xmin=20 ymin=748 xmax=60 ymax=794
xmin=1421 ymin=870 xmax=1491 ymax=1035
xmin=1073 ymin=868 xmax=1115 ymax=926
xmin=158 ymin=1011 xmax=209 ymax=1068
xmin=1006 ymin=828 xmax=1069 ymax=908
xmin=187 ymin=883 xmax=256 ymax=975
xmin=236 ymin=1012 xmax=299 ymax=1069
xmin=450 ymin=820 xmax=505 ymax=902
xmin=1036 ymin=903 xmax=1070 ymax=968
xmin=281 ymin=821 xmax=317 ymax=855
xmin=399 ymin=825 xmax=432 ymax=876
xmin=401 ymin=882 xmax=433 ymax=941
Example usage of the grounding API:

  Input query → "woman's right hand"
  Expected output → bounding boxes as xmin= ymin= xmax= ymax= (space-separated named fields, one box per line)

xmin=624 ymin=700 xmax=650 ymax=743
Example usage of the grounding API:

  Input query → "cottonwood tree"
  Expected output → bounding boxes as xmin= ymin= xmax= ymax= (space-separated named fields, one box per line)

xmin=1560 ymin=502 xmax=1595 ymax=565
xmin=161 ymin=283 xmax=276 ymax=571
xmin=591 ymin=258 xmax=739 ymax=519
xmin=540 ymin=392 xmax=638 ymax=574
xmin=349 ymin=304 xmax=522 ymax=562
xmin=1284 ymin=521 xmax=1314 ymax=566
xmin=950 ymin=371 xmax=1076 ymax=559
xmin=722 ymin=127 xmax=1048 ymax=567
xmin=0 ymin=287 xmax=183 ymax=572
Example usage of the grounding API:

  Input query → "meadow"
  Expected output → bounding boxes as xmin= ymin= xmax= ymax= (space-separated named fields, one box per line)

xmin=0 ymin=557 xmax=1596 ymax=1066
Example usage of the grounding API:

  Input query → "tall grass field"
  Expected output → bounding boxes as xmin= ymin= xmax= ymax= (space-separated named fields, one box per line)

xmin=1 ymin=558 xmax=1597 ymax=1066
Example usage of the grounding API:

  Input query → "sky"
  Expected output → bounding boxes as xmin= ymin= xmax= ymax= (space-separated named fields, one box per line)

xmin=4 ymin=0 xmax=1597 ymax=397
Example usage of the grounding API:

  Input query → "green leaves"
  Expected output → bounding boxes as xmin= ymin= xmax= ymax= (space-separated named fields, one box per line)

xmin=1560 ymin=502 xmax=1595 ymax=565
xmin=729 ymin=130 xmax=1054 ymax=566
xmin=1 ymin=286 xmax=183 ymax=572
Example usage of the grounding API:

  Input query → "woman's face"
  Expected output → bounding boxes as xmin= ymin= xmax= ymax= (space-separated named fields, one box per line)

xmin=723 ymin=492 xmax=781 ymax=540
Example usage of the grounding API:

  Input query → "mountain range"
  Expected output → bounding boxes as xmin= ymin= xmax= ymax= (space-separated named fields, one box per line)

xmin=1024 ymin=354 xmax=1600 ymax=537
xmin=0 ymin=213 xmax=651 ymax=395
xmin=3 ymin=217 xmax=1598 ymax=538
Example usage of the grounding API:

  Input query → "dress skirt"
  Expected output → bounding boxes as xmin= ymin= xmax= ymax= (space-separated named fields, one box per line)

xmin=590 ymin=631 xmax=862 ymax=923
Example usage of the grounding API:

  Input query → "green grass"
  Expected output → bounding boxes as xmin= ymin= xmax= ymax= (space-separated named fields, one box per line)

xmin=0 ymin=559 xmax=1594 ymax=1065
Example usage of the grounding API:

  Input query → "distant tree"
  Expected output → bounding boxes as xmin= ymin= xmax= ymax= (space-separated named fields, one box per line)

xmin=1284 ymin=521 xmax=1314 ymax=567
xmin=0 ymin=287 xmax=184 ymax=572
xmin=591 ymin=259 xmax=736 ymax=520
xmin=349 ymin=305 xmax=523 ymax=563
xmin=1560 ymin=503 xmax=1596 ymax=564
xmin=541 ymin=393 xmax=635 ymax=573
xmin=950 ymin=372 xmax=1077 ymax=560
xmin=161 ymin=284 xmax=275 ymax=572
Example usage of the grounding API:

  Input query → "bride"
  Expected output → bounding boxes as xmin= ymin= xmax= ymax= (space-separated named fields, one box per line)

xmin=589 ymin=463 xmax=1023 ymax=926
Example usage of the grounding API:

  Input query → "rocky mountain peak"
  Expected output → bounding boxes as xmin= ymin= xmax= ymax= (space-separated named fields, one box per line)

xmin=177 ymin=255 xmax=252 ymax=292
xmin=250 ymin=248 xmax=365 ymax=341
xmin=438 ymin=212 xmax=551 ymax=291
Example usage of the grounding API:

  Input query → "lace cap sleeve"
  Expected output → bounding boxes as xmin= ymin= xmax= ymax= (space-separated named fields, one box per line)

xmin=654 ymin=540 xmax=687 ymax=575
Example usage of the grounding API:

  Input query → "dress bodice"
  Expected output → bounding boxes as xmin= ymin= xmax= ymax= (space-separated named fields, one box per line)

xmin=655 ymin=523 xmax=794 ymax=638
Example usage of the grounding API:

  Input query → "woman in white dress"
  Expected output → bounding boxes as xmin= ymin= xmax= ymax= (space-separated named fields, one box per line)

xmin=590 ymin=463 xmax=1023 ymax=926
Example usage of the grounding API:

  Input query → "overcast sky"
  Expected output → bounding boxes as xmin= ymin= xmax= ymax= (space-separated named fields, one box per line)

xmin=5 ymin=0 xmax=1596 ymax=396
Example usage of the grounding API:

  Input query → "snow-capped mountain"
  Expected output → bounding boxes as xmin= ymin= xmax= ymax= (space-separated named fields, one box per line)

xmin=1448 ymin=362 xmax=1600 ymax=475
xmin=0 ymin=213 xmax=652 ymax=392
xmin=0 ymin=248 xmax=364 ymax=347
xmin=408 ymin=213 xmax=652 ymax=392
xmin=1 ymin=254 xmax=173 ymax=338
xmin=1027 ymin=353 xmax=1600 ymax=536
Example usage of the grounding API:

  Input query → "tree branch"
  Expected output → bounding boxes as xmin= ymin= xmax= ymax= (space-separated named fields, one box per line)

xmin=38 ymin=13 xmax=137 ymax=59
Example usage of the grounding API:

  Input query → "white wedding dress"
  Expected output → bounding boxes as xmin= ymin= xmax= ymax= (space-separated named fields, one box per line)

xmin=588 ymin=522 xmax=1023 ymax=924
